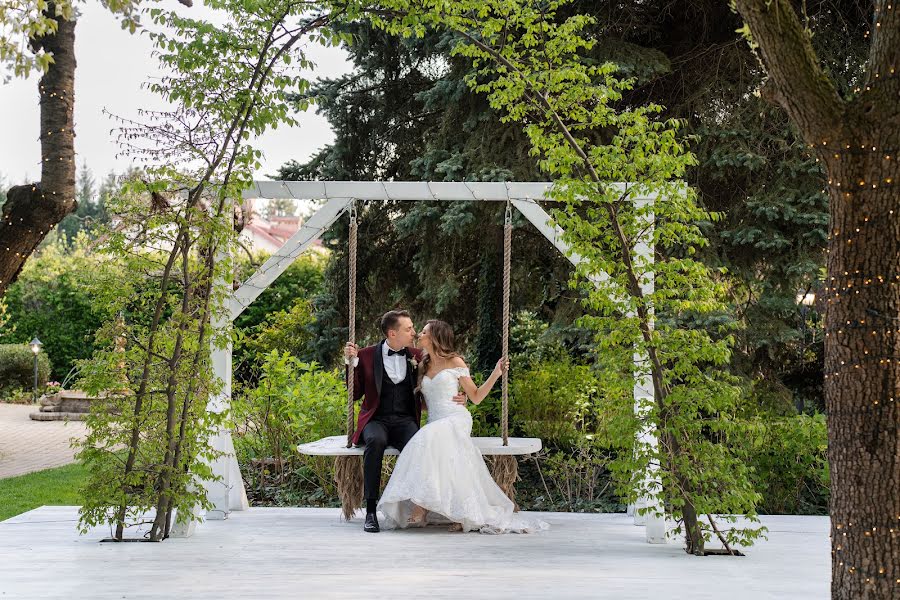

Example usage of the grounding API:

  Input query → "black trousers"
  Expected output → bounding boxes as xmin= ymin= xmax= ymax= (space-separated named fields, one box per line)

xmin=361 ymin=415 xmax=419 ymax=502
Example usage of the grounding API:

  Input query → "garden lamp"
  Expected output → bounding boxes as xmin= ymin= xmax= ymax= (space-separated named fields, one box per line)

xmin=30 ymin=337 xmax=42 ymax=403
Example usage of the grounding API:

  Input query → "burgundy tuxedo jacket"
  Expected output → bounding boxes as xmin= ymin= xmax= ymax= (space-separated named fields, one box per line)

xmin=350 ymin=341 xmax=424 ymax=445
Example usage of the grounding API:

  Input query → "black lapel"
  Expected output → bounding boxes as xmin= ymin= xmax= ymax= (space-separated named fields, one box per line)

xmin=374 ymin=339 xmax=385 ymax=398
xmin=403 ymin=349 xmax=414 ymax=384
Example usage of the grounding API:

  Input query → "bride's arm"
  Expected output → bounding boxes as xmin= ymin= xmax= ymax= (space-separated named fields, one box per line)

xmin=453 ymin=357 xmax=509 ymax=405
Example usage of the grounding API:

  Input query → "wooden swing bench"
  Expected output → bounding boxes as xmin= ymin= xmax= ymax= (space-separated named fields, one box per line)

xmin=298 ymin=435 xmax=542 ymax=456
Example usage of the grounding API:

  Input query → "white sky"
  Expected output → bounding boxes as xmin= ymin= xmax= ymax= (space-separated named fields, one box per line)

xmin=0 ymin=1 xmax=352 ymax=187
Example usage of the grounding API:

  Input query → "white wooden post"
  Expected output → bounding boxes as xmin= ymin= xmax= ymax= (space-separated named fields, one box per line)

xmin=631 ymin=197 xmax=666 ymax=542
xmin=513 ymin=192 xmax=665 ymax=543
xmin=208 ymin=199 xmax=251 ymax=518
xmin=170 ymin=200 xmax=248 ymax=537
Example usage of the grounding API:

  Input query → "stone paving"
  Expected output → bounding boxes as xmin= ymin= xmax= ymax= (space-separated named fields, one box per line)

xmin=0 ymin=403 xmax=87 ymax=479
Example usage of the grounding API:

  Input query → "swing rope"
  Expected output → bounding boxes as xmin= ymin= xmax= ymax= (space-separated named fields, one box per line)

xmin=345 ymin=201 xmax=358 ymax=448
xmin=334 ymin=200 xmax=363 ymax=520
xmin=501 ymin=200 xmax=512 ymax=446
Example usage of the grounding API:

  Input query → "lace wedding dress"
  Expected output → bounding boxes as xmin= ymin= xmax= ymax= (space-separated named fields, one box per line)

xmin=378 ymin=367 xmax=548 ymax=534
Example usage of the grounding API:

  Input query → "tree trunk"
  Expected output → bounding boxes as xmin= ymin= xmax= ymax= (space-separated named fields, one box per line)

xmin=732 ymin=0 xmax=900 ymax=596
xmin=0 ymin=8 xmax=77 ymax=296
xmin=823 ymin=140 xmax=900 ymax=599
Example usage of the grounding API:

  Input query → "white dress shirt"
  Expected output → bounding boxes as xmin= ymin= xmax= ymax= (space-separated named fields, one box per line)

xmin=381 ymin=341 xmax=408 ymax=384
xmin=345 ymin=341 xmax=409 ymax=384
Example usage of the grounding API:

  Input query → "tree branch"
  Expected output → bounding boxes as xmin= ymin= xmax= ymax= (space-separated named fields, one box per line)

xmin=866 ymin=0 xmax=900 ymax=84
xmin=732 ymin=0 xmax=845 ymax=144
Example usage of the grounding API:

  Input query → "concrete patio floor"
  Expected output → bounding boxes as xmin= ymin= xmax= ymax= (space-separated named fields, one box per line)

xmin=0 ymin=507 xmax=829 ymax=599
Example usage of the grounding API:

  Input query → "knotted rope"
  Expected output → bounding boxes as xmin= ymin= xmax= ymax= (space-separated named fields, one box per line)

xmin=345 ymin=201 xmax=358 ymax=448
xmin=335 ymin=201 xmax=363 ymax=520
xmin=501 ymin=200 xmax=512 ymax=446
xmin=491 ymin=200 xmax=519 ymax=509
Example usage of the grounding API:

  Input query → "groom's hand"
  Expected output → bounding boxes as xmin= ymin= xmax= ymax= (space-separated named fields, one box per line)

xmin=344 ymin=342 xmax=359 ymax=359
xmin=453 ymin=392 xmax=467 ymax=406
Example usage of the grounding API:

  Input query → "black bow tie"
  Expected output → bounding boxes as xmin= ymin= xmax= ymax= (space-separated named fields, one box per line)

xmin=387 ymin=347 xmax=408 ymax=357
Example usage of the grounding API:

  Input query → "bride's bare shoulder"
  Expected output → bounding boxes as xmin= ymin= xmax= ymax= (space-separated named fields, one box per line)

xmin=450 ymin=356 xmax=468 ymax=369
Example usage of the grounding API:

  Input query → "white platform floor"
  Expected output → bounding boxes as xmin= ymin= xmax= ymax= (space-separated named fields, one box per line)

xmin=0 ymin=507 xmax=829 ymax=599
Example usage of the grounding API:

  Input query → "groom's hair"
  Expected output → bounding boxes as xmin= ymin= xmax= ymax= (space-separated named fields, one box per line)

xmin=381 ymin=309 xmax=411 ymax=336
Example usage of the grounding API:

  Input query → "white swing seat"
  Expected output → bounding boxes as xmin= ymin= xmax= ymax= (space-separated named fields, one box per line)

xmin=298 ymin=435 xmax=541 ymax=456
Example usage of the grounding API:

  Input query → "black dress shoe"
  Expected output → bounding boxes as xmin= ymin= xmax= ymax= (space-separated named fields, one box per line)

xmin=364 ymin=512 xmax=380 ymax=533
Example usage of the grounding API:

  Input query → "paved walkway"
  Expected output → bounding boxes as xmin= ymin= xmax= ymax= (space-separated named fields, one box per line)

xmin=0 ymin=403 xmax=87 ymax=479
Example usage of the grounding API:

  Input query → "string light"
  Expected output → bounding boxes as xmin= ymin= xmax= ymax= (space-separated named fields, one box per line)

xmin=828 ymin=515 xmax=900 ymax=585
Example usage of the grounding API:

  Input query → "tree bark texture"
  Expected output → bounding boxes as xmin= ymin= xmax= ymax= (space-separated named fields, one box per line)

xmin=0 ymin=9 xmax=77 ymax=296
xmin=733 ymin=0 xmax=899 ymax=597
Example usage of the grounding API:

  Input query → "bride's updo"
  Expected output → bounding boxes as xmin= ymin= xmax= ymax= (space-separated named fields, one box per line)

xmin=416 ymin=319 xmax=458 ymax=392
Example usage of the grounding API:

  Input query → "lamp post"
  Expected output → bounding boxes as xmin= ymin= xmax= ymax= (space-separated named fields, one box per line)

xmin=29 ymin=337 xmax=42 ymax=403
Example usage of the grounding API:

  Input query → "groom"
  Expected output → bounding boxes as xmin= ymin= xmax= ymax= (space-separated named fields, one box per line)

xmin=344 ymin=310 xmax=421 ymax=534
xmin=344 ymin=309 xmax=464 ymax=533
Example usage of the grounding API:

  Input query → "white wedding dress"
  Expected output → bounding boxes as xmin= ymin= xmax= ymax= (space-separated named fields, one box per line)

xmin=378 ymin=367 xmax=548 ymax=534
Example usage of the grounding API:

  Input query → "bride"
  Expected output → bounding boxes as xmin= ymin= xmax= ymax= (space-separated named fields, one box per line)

xmin=377 ymin=319 xmax=547 ymax=534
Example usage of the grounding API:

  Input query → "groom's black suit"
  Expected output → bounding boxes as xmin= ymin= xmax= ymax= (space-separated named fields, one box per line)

xmin=351 ymin=340 xmax=423 ymax=503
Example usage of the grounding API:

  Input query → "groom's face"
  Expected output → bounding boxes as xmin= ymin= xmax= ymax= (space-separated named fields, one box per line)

xmin=388 ymin=316 xmax=416 ymax=348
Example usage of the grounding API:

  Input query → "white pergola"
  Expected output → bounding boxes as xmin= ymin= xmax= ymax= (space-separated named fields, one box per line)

xmin=190 ymin=180 xmax=665 ymax=543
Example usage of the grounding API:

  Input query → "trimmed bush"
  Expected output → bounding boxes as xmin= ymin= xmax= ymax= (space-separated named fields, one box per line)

xmin=0 ymin=344 xmax=52 ymax=400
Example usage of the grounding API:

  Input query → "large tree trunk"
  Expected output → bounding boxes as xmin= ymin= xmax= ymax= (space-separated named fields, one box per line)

xmin=732 ymin=0 xmax=899 ymax=597
xmin=823 ymin=137 xmax=900 ymax=599
xmin=0 ymin=8 xmax=77 ymax=296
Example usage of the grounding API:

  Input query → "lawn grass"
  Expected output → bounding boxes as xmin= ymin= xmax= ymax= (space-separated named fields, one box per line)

xmin=0 ymin=462 xmax=88 ymax=522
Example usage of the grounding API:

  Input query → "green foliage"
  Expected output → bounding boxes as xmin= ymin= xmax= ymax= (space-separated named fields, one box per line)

xmin=0 ymin=343 xmax=51 ymax=400
xmin=56 ymin=165 xmax=113 ymax=246
xmin=234 ymin=253 xmax=325 ymax=332
xmin=740 ymin=413 xmax=829 ymax=515
xmin=0 ymin=0 xmax=147 ymax=82
xmin=231 ymin=352 xmax=345 ymax=501
xmin=240 ymin=300 xmax=317 ymax=363
xmin=370 ymin=0 xmax=764 ymax=551
xmin=233 ymin=254 xmax=325 ymax=385
xmin=510 ymin=359 xmax=602 ymax=448
xmin=538 ymin=439 xmax=618 ymax=513
xmin=0 ymin=236 xmax=109 ymax=380
xmin=75 ymin=0 xmax=347 ymax=540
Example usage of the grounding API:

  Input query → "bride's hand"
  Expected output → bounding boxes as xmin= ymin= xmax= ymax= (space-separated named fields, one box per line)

xmin=494 ymin=357 xmax=510 ymax=375
xmin=452 ymin=391 xmax=467 ymax=406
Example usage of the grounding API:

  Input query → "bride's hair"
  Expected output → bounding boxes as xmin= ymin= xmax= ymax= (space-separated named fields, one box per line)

xmin=416 ymin=319 xmax=458 ymax=393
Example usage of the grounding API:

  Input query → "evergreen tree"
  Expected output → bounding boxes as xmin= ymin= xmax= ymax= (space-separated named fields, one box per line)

xmin=280 ymin=3 xmax=868 ymax=409
xmin=280 ymin=23 xmax=575 ymax=369
xmin=57 ymin=163 xmax=111 ymax=246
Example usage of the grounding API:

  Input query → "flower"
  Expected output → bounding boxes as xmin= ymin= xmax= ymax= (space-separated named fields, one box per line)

xmin=408 ymin=356 xmax=419 ymax=370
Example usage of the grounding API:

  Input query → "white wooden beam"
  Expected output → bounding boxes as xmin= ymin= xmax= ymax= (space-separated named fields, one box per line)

xmin=230 ymin=196 xmax=354 ymax=320
xmin=241 ymin=180 xmax=558 ymax=202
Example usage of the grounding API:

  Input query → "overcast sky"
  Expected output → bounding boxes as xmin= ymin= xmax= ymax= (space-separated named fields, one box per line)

xmin=0 ymin=1 xmax=352 ymax=187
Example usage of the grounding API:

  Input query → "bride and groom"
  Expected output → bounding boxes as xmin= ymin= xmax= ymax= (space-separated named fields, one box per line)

xmin=344 ymin=309 xmax=545 ymax=534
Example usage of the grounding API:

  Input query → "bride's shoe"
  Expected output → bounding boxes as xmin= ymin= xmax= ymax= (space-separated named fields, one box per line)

xmin=407 ymin=506 xmax=428 ymax=527
xmin=447 ymin=523 xmax=463 ymax=532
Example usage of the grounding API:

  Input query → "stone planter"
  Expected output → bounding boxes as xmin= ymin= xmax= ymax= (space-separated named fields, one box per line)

xmin=29 ymin=390 xmax=95 ymax=421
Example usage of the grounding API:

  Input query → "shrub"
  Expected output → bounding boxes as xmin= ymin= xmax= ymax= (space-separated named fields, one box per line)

xmin=509 ymin=359 xmax=604 ymax=448
xmin=0 ymin=236 xmax=109 ymax=381
xmin=0 ymin=344 xmax=52 ymax=401
xmin=231 ymin=351 xmax=346 ymax=502
xmin=741 ymin=413 xmax=829 ymax=515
